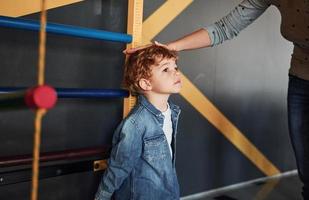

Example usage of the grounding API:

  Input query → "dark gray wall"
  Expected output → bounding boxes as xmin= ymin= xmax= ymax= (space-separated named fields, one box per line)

xmin=0 ymin=0 xmax=296 ymax=199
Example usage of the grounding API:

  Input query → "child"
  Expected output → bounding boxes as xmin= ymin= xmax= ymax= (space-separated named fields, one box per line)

xmin=95 ymin=45 xmax=182 ymax=200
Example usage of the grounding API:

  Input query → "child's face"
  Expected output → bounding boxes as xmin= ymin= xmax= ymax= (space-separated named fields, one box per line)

xmin=148 ymin=57 xmax=182 ymax=94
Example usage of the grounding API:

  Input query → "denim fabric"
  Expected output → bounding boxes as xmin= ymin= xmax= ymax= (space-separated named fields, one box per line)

xmin=95 ymin=95 xmax=181 ymax=200
xmin=288 ymin=75 xmax=309 ymax=199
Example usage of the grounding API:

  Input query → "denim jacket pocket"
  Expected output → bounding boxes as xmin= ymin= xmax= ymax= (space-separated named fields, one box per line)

xmin=142 ymin=134 xmax=169 ymax=169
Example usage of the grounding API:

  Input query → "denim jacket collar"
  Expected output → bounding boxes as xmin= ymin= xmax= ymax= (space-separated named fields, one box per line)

xmin=138 ymin=95 xmax=161 ymax=117
xmin=138 ymin=95 xmax=181 ymax=118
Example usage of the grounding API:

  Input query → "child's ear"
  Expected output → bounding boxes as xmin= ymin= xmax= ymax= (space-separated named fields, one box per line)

xmin=139 ymin=78 xmax=152 ymax=91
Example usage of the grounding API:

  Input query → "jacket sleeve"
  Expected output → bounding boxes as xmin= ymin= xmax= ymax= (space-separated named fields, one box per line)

xmin=205 ymin=0 xmax=270 ymax=46
xmin=94 ymin=119 xmax=142 ymax=200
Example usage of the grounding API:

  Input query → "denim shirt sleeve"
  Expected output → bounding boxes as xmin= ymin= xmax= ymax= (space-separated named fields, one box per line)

xmin=204 ymin=0 xmax=270 ymax=46
xmin=95 ymin=119 xmax=142 ymax=200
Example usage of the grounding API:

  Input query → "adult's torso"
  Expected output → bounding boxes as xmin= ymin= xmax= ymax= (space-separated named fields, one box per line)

xmin=270 ymin=0 xmax=309 ymax=79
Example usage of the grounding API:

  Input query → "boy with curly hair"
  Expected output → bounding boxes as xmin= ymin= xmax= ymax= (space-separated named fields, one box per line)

xmin=95 ymin=45 xmax=182 ymax=200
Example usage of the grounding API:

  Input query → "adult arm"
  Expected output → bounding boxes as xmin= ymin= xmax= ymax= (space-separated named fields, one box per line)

xmin=167 ymin=0 xmax=270 ymax=51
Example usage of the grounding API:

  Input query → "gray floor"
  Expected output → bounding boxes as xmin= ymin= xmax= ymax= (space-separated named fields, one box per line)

xmin=182 ymin=171 xmax=302 ymax=200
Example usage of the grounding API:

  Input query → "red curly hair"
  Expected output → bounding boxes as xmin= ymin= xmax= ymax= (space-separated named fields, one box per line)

xmin=123 ymin=45 xmax=178 ymax=94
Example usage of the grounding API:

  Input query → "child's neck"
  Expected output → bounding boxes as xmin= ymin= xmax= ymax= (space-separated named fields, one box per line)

xmin=144 ymin=93 xmax=170 ymax=112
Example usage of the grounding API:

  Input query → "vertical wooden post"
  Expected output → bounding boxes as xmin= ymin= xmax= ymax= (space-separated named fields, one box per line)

xmin=123 ymin=0 xmax=143 ymax=117
xmin=94 ymin=0 xmax=144 ymax=171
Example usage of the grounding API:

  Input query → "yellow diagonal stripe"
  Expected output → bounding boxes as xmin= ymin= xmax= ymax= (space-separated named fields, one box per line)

xmin=142 ymin=0 xmax=193 ymax=44
xmin=143 ymin=0 xmax=280 ymax=175
xmin=180 ymin=72 xmax=280 ymax=176
xmin=0 ymin=0 xmax=84 ymax=17
xmin=254 ymin=178 xmax=279 ymax=200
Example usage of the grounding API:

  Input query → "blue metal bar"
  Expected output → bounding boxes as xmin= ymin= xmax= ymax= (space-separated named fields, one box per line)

xmin=0 ymin=16 xmax=132 ymax=43
xmin=0 ymin=87 xmax=129 ymax=99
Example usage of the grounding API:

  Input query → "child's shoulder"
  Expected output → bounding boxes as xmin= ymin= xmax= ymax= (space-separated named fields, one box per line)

xmin=113 ymin=105 xmax=146 ymax=137
xmin=121 ymin=103 xmax=143 ymax=124
xmin=122 ymin=101 xmax=155 ymax=128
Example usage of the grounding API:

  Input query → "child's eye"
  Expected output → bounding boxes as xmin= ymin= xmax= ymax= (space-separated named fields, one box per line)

xmin=175 ymin=67 xmax=179 ymax=71
xmin=163 ymin=68 xmax=168 ymax=72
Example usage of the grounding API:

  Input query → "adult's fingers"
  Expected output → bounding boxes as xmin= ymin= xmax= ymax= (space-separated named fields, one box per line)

xmin=154 ymin=41 xmax=167 ymax=48
xmin=123 ymin=43 xmax=153 ymax=54
xmin=122 ymin=41 xmax=176 ymax=54
xmin=154 ymin=41 xmax=177 ymax=51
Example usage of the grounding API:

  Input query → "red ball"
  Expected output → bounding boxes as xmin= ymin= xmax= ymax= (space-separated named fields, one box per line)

xmin=25 ymin=85 xmax=57 ymax=109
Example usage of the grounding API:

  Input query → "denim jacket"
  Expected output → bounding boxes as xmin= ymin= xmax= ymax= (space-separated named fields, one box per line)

xmin=95 ymin=95 xmax=181 ymax=200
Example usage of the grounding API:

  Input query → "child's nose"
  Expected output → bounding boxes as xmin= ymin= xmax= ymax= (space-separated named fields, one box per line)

xmin=174 ymin=70 xmax=180 ymax=76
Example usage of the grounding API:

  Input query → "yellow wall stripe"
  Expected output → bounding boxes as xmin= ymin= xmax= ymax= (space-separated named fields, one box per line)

xmin=0 ymin=0 xmax=84 ymax=17
xmin=180 ymin=72 xmax=280 ymax=176
xmin=142 ymin=0 xmax=193 ymax=44
xmin=254 ymin=178 xmax=279 ymax=199
xmin=142 ymin=0 xmax=280 ymax=176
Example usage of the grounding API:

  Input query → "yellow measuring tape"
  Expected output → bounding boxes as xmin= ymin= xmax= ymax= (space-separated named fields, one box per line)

xmin=123 ymin=0 xmax=143 ymax=117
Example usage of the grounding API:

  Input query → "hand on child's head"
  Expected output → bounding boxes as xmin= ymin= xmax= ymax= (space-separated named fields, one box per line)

xmin=153 ymin=41 xmax=167 ymax=48
xmin=123 ymin=43 xmax=153 ymax=54
xmin=154 ymin=41 xmax=178 ymax=51
xmin=123 ymin=41 xmax=172 ymax=55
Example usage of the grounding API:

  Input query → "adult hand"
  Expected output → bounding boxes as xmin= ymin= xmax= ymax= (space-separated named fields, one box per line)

xmin=123 ymin=43 xmax=152 ymax=54
xmin=154 ymin=41 xmax=177 ymax=51
xmin=123 ymin=41 xmax=176 ymax=54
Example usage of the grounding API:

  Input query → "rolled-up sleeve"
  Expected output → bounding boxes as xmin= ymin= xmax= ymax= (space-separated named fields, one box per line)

xmin=205 ymin=0 xmax=270 ymax=46
xmin=95 ymin=119 xmax=142 ymax=200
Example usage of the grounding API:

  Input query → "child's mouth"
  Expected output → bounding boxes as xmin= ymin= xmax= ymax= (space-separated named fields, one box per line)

xmin=174 ymin=80 xmax=181 ymax=85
